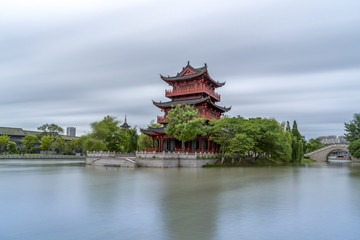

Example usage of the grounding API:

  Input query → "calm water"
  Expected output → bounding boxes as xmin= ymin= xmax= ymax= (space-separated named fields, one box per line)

xmin=1 ymin=159 xmax=360 ymax=240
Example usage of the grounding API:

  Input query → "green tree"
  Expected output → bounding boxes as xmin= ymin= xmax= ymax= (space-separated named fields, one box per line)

xmin=291 ymin=120 xmax=304 ymax=162
xmin=125 ymin=128 xmax=138 ymax=153
xmin=209 ymin=116 xmax=243 ymax=163
xmin=37 ymin=123 xmax=64 ymax=139
xmin=348 ymin=139 xmax=360 ymax=159
xmin=0 ymin=135 xmax=10 ymax=152
xmin=165 ymin=105 xmax=207 ymax=153
xmin=90 ymin=116 xmax=126 ymax=151
xmin=21 ymin=136 xmax=38 ymax=153
xmin=210 ymin=117 xmax=292 ymax=163
xmin=66 ymin=139 xmax=81 ymax=154
xmin=138 ymin=120 xmax=161 ymax=151
xmin=292 ymin=120 xmax=302 ymax=140
xmin=345 ymin=113 xmax=360 ymax=142
xmin=7 ymin=141 xmax=18 ymax=154
xmin=138 ymin=134 xmax=151 ymax=151
xmin=53 ymin=138 xmax=66 ymax=154
xmin=245 ymin=118 xmax=291 ymax=161
xmin=40 ymin=136 xmax=54 ymax=155
xmin=305 ymin=138 xmax=325 ymax=153
xmin=83 ymin=137 xmax=107 ymax=152
xmin=228 ymin=133 xmax=254 ymax=163
xmin=286 ymin=121 xmax=291 ymax=132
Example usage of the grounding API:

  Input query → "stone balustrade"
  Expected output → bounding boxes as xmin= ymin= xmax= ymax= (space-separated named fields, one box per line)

xmin=87 ymin=151 xmax=135 ymax=158
xmin=136 ymin=151 xmax=217 ymax=159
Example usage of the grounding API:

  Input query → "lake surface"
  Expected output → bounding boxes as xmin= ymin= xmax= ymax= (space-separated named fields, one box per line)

xmin=1 ymin=159 xmax=360 ymax=240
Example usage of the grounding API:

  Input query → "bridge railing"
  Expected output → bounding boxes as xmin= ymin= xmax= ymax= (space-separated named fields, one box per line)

xmin=87 ymin=151 xmax=135 ymax=158
xmin=305 ymin=144 xmax=349 ymax=156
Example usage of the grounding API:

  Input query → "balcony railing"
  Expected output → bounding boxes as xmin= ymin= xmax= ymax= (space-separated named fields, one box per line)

xmin=157 ymin=115 xmax=166 ymax=123
xmin=165 ymin=84 xmax=220 ymax=101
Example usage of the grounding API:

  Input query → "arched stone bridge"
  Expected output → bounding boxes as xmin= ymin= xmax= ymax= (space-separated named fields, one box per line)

xmin=305 ymin=144 xmax=351 ymax=162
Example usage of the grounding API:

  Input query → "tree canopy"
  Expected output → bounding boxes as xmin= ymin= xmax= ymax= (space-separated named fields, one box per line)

xmin=0 ymin=135 xmax=10 ymax=152
xmin=165 ymin=105 xmax=207 ymax=152
xmin=345 ymin=113 xmax=360 ymax=143
xmin=81 ymin=115 xmax=138 ymax=153
xmin=21 ymin=136 xmax=38 ymax=153
xmin=39 ymin=136 xmax=54 ymax=155
xmin=305 ymin=138 xmax=325 ymax=153
xmin=348 ymin=139 xmax=360 ymax=159
xmin=7 ymin=141 xmax=17 ymax=154
xmin=37 ymin=123 xmax=64 ymax=139
xmin=209 ymin=117 xmax=304 ymax=163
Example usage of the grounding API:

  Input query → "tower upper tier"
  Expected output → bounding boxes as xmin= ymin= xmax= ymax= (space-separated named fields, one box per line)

xmin=160 ymin=62 xmax=225 ymax=102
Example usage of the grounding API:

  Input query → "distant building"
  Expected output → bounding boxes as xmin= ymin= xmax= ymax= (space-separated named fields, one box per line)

xmin=318 ymin=135 xmax=348 ymax=145
xmin=0 ymin=127 xmax=77 ymax=152
xmin=121 ymin=115 xmax=131 ymax=131
xmin=66 ymin=127 xmax=76 ymax=137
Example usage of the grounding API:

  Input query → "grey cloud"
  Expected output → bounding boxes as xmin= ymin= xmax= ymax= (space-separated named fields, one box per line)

xmin=1 ymin=0 xmax=360 ymax=139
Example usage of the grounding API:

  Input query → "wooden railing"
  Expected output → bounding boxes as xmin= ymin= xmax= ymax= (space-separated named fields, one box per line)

xmin=165 ymin=84 xmax=220 ymax=101
xmin=157 ymin=115 xmax=166 ymax=123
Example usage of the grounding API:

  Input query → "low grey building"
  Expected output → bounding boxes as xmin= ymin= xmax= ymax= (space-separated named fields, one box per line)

xmin=0 ymin=127 xmax=77 ymax=151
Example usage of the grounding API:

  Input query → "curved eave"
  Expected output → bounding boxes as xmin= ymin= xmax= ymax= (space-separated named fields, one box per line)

xmin=160 ymin=68 xmax=206 ymax=82
xmin=161 ymin=70 xmax=225 ymax=88
xmin=208 ymin=101 xmax=231 ymax=113
xmin=148 ymin=127 xmax=166 ymax=134
xmin=152 ymin=97 xmax=210 ymax=109
xmin=203 ymin=72 xmax=226 ymax=88
xmin=140 ymin=129 xmax=158 ymax=136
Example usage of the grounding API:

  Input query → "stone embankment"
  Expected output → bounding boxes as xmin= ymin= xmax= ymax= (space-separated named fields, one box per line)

xmin=86 ymin=151 xmax=218 ymax=168
xmin=0 ymin=155 xmax=85 ymax=159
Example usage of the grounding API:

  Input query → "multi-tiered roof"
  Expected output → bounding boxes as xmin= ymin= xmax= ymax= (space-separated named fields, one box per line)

xmin=141 ymin=62 xmax=230 ymax=144
xmin=153 ymin=62 xmax=230 ymax=124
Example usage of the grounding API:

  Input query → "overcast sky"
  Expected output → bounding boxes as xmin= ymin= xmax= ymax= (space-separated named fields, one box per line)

xmin=1 ymin=0 xmax=359 ymax=139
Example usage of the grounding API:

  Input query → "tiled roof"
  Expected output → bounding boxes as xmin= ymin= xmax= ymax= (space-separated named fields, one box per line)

xmin=0 ymin=127 xmax=77 ymax=140
xmin=153 ymin=97 xmax=231 ymax=112
xmin=153 ymin=97 xmax=209 ymax=107
xmin=160 ymin=62 xmax=225 ymax=87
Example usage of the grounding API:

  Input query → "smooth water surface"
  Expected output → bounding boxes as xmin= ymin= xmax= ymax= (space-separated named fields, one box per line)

xmin=1 ymin=159 xmax=360 ymax=240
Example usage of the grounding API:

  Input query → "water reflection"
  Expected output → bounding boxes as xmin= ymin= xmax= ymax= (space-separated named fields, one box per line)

xmin=1 ymin=160 xmax=360 ymax=240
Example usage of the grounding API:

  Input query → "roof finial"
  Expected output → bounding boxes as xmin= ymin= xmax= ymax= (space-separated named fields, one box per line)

xmin=204 ymin=63 xmax=207 ymax=68
xmin=187 ymin=60 xmax=190 ymax=65
xmin=124 ymin=114 xmax=127 ymax=123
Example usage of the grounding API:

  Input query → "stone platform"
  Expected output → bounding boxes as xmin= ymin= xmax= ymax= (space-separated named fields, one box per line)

xmin=86 ymin=151 xmax=218 ymax=168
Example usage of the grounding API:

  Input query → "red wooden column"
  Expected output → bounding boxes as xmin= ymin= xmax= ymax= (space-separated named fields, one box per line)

xmin=160 ymin=137 xmax=163 ymax=152
xmin=152 ymin=137 xmax=154 ymax=149
xmin=207 ymin=139 xmax=210 ymax=152
xmin=198 ymin=138 xmax=201 ymax=153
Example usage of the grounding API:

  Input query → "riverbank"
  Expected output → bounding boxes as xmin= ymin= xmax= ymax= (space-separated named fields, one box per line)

xmin=202 ymin=158 xmax=316 ymax=168
xmin=86 ymin=151 xmax=217 ymax=168
xmin=0 ymin=154 xmax=85 ymax=159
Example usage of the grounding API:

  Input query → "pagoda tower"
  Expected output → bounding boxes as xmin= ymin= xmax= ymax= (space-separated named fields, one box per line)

xmin=141 ymin=62 xmax=230 ymax=153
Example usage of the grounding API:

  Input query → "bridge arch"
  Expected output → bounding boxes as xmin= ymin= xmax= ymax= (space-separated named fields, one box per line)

xmin=305 ymin=144 xmax=350 ymax=162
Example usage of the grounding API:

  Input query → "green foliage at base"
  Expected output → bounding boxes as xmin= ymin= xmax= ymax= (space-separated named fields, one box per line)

xmin=81 ymin=115 xmax=139 ymax=153
xmin=165 ymin=105 xmax=207 ymax=152
xmin=21 ymin=136 xmax=38 ymax=154
xmin=345 ymin=113 xmax=360 ymax=142
xmin=349 ymin=139 xmax=360 ymax=159
xmin=0 ymin=135 xmax=10 ymax=152
xmin=305 ymin=138 xmax=325 ymax=153
xmin=7 ymin=141 xmax=18 ymax=154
